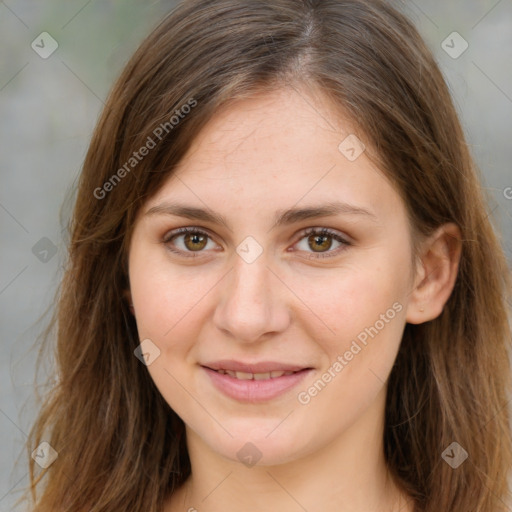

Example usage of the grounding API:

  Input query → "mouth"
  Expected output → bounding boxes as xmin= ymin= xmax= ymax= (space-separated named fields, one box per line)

xmin=200 ymin=360 xmax=313 ymax=403
xmin=210 ymin=369 xmax=299 ymax=380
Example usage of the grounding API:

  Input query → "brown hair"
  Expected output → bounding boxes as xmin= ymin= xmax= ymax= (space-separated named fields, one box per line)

xmin=21 ymin=0 xmax=512 ymax=510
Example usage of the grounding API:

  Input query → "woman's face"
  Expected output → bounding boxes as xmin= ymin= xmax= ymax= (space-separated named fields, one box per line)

xmin=128 ymin=87 xmax=416 ymax=465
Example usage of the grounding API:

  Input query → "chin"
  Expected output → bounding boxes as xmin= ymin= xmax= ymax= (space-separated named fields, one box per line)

xmin=194 ymin=417 xmax=318 ymax=467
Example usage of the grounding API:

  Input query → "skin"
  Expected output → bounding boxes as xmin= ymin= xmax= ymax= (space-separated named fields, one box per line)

xmin=127 ymin=86 xmax=461 ymax=512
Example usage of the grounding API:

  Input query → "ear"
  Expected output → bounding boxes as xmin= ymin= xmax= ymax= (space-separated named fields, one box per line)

xmin=123 ymin=289 xmax=135 ymax=315
xmin=406 ymin=223 xmax=462 ymax=324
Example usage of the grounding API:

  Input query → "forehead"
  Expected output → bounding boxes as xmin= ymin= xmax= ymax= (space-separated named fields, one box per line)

xmin=146 ymin=87 xmax=404 ymax=225
xmin=176 ymin=87 xmax=347 ymax=171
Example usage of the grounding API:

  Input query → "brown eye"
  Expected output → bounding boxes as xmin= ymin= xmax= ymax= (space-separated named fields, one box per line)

xmin=307 ymin=233 xmax=333 ymax=252
xmin=163 ymin=227 xmax=217 ymax=258
xmin=294 ymin=228 xmax=350 ymax=259
xmin=183 ymin=232 xmax=208 ymax=251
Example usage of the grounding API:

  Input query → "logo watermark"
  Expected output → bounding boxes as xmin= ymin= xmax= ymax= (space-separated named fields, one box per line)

xmin=441 ymin=442 xmax=468 ymax=469
xmin=237 ymin=441 xmax=263 ymax=467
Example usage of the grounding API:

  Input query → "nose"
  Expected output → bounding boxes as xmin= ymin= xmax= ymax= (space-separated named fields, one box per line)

xmin=213 ymin=254 xmax=291 ymax=344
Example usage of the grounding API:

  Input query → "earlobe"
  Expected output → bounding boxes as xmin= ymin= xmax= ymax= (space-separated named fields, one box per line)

xmin=405 ymin=223 xmax=462 ymax=325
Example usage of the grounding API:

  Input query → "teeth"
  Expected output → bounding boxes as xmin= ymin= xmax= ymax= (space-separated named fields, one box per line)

xmin=216 ymin=369 xmax=297 ymax=379
xmin=235 ymin=371 xmax=253 ymax=380
xmin=253 ymin=372 xmax=270 ymax=380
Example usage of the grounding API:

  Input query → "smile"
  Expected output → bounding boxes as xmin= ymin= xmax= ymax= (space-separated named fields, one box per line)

xmin=201 ymin=363 xmax=313 ymax=403
xmin=213 ymin=369 xmax=297 ymax=380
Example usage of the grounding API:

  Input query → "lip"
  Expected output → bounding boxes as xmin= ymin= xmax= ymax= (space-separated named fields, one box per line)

xmin=202 ymin=359 xmax=308 ymax=373
xmin=201 ymin=361 xmax=313 ymax=403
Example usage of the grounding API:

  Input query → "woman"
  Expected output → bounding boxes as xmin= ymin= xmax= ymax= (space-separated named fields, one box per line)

xmin=23 ymin=0 xmax=512 ymax=510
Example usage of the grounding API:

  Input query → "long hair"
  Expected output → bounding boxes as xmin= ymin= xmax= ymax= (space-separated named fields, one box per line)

xmin=21 ymin=0 xmax=512 ymax=510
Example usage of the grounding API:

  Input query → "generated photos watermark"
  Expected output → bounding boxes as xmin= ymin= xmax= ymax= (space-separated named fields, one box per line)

xmin=94 ymin=98 xmax=197 ymax=200
xmin=297 ymin=301 xmax=403 ymax=405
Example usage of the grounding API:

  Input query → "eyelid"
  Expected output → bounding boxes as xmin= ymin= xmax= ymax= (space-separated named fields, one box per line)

xmin=291 ymin=226 xmax=352 ymax=259
xmin=298 ymin=226 xmax=352 ymax=244
xmin=162 ymin=226 xmax=214 ymax=244
xmin=162 ymin=226 xmax=219 ymax=258
xmin=162 ymin=225 xmax=352 ymax=259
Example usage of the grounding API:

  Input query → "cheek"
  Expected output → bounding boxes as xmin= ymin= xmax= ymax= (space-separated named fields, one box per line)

xmin=129 ymin=248 xmax=214 ymax=340
xmin=128 ymin=258 xmax=213 ymax=419
xmin=291 ymin=256 xmax=408 ymax=345
xmin=291 ymin=254 xmax=409 ymax=404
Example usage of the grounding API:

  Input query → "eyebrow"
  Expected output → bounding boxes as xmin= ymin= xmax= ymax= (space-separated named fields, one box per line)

xmin=145 ymin=200 xmax=378 ymax=230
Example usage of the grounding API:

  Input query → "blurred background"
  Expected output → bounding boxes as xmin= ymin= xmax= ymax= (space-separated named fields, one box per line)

xmin=1 ymin=1 xmax=511 ymax=510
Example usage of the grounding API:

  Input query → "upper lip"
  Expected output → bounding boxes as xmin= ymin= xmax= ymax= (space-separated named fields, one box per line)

xmin=202 ymin=359 xmax=310 ymax=373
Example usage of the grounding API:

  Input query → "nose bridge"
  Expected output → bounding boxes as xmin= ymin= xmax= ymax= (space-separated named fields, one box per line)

xmin=213 ymin=253 xmax=289 ymax=342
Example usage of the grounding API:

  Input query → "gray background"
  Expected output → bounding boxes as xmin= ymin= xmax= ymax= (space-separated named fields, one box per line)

xmin=1 ymin=1 xmax=511 ymax=510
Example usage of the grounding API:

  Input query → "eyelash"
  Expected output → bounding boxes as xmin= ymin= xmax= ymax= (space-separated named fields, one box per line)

xmin=162 ymin=226 xmax=351 ymax=260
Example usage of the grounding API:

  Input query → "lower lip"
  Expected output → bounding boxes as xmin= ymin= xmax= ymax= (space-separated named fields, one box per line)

xmin=202 ymin=366 xmax=312 ymax=403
